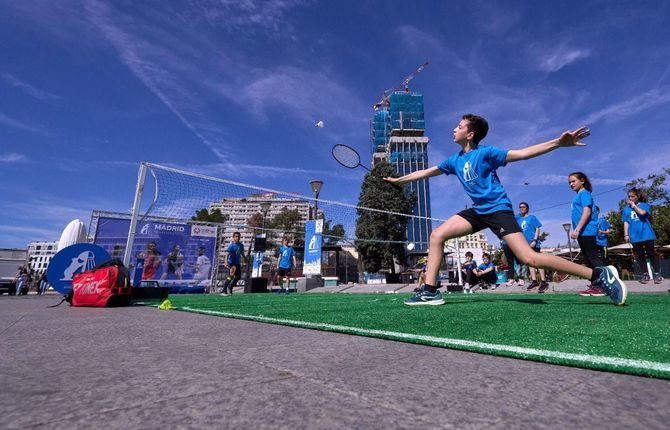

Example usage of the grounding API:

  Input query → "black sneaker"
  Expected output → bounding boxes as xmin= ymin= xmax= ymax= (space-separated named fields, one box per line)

xmin=526 ymin=280 xmax=539 ymax=291
xmin=538 ymin=281 xmax=549 ymax=293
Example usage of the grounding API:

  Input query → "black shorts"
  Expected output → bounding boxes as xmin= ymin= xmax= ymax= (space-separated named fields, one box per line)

xmin=277 ymin=267 xmax=292 ymax=277
xmin=457 ymin=208 xmax=522 ymax=239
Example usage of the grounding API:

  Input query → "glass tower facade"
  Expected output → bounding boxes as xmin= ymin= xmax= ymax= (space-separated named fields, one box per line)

xmin=372 ymin=90 xmax=432 ymax=251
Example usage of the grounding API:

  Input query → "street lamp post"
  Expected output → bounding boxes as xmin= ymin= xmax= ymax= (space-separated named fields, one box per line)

xmin=309 ymin=180 xmax=324 ymax=220
xmin=562 ymin=223 xmax=573 ymax=260
xmin=259 ymin=201 xmax=271 ymax=231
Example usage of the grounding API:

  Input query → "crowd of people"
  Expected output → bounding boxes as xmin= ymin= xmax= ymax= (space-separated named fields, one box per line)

xmin=8 ymin=266 xmax=50 ymax=295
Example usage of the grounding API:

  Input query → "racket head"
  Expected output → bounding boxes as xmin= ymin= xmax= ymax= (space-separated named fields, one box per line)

xmin=332 ymin=144 xmax=361 ymax=169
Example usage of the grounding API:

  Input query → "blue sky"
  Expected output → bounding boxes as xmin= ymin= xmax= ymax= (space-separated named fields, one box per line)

xmin=1 ymin=0 xmax=669 ymax=249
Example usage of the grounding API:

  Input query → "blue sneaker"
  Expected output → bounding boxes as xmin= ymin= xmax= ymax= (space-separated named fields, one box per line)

xmin=404 ymin=286 xmax=445 ymax=306
xmin=594 ymin=266 xmax=627 ymax=306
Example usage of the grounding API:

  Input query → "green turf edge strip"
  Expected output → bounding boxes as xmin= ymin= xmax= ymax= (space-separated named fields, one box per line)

xmin=179 ymin=306 xmax=670 ymax=379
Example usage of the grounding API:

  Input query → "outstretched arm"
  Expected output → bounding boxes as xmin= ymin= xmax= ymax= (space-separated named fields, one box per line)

xmin=506 ymin=127 xmax=590 ymax=163
xmin=384 ymin=166 xmax=443 ymax=186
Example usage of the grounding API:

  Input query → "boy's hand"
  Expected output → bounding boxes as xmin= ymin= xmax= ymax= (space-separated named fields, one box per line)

xmin=383 ymin=177 xmax=403 ymax=189
xmin=557 ymin=126 xmax=590 ymax=147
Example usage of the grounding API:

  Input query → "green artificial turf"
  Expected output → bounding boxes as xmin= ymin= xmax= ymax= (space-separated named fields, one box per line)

xmin=159 ymin=293 xmax=670 ymax=379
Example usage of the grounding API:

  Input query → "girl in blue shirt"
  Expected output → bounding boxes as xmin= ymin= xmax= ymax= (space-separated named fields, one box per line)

xmin=568 ymin=172 xmax=605 ymax=297
xmin=623 ymin=188 xmax=662 ymax=284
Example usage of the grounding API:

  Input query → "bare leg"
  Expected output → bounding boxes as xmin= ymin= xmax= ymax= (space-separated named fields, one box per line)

xmin=504 ymin=233 xmax=593 ymax=279
xmin=425 ymin=215 xmax=474 ymax=286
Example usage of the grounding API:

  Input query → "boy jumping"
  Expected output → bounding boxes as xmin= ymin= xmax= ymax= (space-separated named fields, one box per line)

xmin=384 ymin=114 xmax=626 ymax=306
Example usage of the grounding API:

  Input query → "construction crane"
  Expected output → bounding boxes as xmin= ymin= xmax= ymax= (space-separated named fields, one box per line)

xmin=373 ymin=61 xmax=430 ymax=111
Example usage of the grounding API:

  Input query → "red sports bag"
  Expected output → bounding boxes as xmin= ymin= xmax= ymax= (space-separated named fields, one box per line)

xmin=70 ymin=260 xmax=132 ymax=307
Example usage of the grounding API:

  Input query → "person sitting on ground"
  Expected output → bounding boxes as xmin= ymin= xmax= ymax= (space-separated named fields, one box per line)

xmin=461 ymin=251 xmax=477 ymax=293
xmin=469 ymin=252 xmax=498 ymax=292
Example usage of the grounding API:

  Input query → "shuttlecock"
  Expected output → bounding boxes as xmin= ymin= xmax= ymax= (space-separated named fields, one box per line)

xmin=406 ymin=243 xmax=415 ymax=251
xmin=315 ymin=120 xmax=324 ymax=128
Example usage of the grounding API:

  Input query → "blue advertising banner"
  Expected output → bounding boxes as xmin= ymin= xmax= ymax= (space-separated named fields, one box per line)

xmin=94 ymin=217 xmax=217 ymax=285
xmin=303 ymin=219 xmax=323 ymax=275
xmin=47 ymin=244 xmax=111 ymax=294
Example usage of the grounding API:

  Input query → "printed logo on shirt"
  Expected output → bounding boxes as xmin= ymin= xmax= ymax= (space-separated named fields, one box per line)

xmin=630 ymin=211 xmax=639 ymax=221
xmin=462 ymin=161 xmax=478 ymax=183
xmin=521 ymin=220 xmax=528 ymax=230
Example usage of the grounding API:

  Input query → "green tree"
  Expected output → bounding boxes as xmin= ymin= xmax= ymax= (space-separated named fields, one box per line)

xmin=355 ymin=162 xmax=414 ymax=273
xmin=323 ymin=220 xmax=346 ymax=245
xmin=246 ymin=212 xmax=264 ymax=228
xmin=266 ymin=207 xmax=303 ymax=232
xmin=191 ymin=208 xmax=228 ymax=223
xmin=606 ymin=167 xmax=670 ymax=246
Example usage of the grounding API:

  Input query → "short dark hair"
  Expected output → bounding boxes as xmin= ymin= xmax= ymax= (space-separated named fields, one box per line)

xmin=465 ymin=251 xmax=474 ymax=257
xmin=233 ymin=231 xmax=241 ymax=237
xmin=483 ymin=252 xmax=491 ymax=259
xmin=568 ymin=171 xmax=592 ymax=192
xmin=519 ymin=202 xmax=529 ymax=209
xmin=462 ymin=114 xmax=489 ymax=144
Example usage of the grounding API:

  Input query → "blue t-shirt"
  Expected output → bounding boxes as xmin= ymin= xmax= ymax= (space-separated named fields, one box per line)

xmin=622 ymin=203 xmax=656 ymax=243
xmin=437 ymin=145 xmax=512 ymax=214
xmin=478 ymin=261 xmax=494 ymax=271
xmin=571 ymin=190 xmax=598 ymax=236
xmin=516 ymin=214 xmax=542 ymax=245
xmin=226 ymin=242 xmax=245 ymax=265
xmin=596 ymin=217 xmax=611 ymax=247
xmin=463 ymin=260 xmax=477 ymax=271
xmin=278 ymin=245 xmax=295 ymax=269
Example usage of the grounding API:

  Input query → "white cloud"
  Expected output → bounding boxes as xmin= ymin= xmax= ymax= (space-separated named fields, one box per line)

xmin=583 ymin=87 xmax=670 ymax=124
xmin=0 ymin=73 xmax=61 ymax=102
xmin=223 ymin=66 xmax=367 ymax=125
xmin=530 ymin=43 xmax=591 ymax=73
xmin=0 ymin=153 xmax=28 ymax=163
xmin=396 ymin=25 xmax=468 ymax=72
xmin=185 ymin=0 xmax=309 ymax=35
xmin=0 ymin=113 xmax=42 ymax=133
xmin=0 ymin=224 xmax=61 ymax=238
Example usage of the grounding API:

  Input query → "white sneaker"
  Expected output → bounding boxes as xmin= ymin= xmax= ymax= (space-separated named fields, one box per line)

xmin=517 ymin=279 xmax=525 ymax=287
xmin=505 ymin=279 xmax=515 ymax=287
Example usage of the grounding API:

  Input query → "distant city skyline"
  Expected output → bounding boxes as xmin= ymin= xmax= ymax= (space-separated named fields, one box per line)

xmin=2 ymin=1 xmax=669 ymax=249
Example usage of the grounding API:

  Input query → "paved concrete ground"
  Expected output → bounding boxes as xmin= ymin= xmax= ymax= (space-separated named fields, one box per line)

xmin=1 ymin=295 xmax=669 ymax=429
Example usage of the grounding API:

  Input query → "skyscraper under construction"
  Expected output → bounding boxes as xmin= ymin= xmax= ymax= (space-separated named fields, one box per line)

xmin=371 ymin=86 xmax=432 ymax=251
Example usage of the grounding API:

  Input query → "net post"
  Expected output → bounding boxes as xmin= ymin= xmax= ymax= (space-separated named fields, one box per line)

xmin=123 ymin=163 xmax=148 ymax=267
xmin=455 ymin=237 xmax=463 ymax=286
